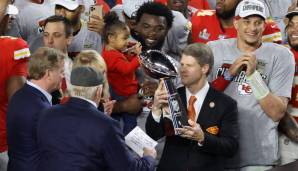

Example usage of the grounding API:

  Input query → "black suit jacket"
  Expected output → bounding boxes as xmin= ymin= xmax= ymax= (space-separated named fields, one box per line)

xmin=146 ymin=86 xmax=239 ymax=171
xmin=7 ymin=83 xmax=51 ymax=171
xmin=37 ymin=97 xmax=155 ymax=171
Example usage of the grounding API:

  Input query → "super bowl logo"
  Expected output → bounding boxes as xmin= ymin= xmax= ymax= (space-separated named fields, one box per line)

xmin=199 ymin=29 xmax=210 ymax=40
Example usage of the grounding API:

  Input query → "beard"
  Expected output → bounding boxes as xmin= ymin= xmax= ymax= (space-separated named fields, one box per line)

xmin=216 ymin=5 xmax=238 ymax=20
xmin=67 ymin=13 xmax=81 ymax=27
xmin=131 ymin=32 xmax=165 ymax=51
xmin=69 ymin=17 xmax=80 ymax=27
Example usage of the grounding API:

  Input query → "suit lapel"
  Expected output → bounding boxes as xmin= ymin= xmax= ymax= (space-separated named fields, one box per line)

xmin=178 ymin=86 xmax=217 ymax=126
xmin=196 ymin=87 xmax=216 ymax=124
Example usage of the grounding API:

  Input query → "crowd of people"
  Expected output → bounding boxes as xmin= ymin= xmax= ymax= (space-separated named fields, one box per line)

xmin=1 ymin=0 xmax=298 ymax=171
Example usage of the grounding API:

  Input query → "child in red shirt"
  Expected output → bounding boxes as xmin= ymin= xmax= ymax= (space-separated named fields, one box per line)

xmin=102 ymin=11 xmax=142 ymax=135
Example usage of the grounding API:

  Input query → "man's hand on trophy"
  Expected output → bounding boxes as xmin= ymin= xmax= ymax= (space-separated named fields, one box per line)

xmin=161 ymin=106 xmax=171 ymax=120
xmin=176 ymin=120 xmax=205 ymax=143
xmin=152 ymin=79 xmax=168 ymax=117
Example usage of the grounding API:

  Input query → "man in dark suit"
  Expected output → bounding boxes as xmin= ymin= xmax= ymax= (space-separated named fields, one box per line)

xmin=37 ymin=66 xmax=157 ymax=171
xmin=146 ymin=43 xmax=239 ymax=171
xmin=6 ymin=47 xmax=66 ymax=171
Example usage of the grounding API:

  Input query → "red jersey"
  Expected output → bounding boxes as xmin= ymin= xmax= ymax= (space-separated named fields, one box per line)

xmin=154 ymin=0 xmax=209 ymax=17
xmin=118 ymin=0 xmax=210 ymax=9
xmin=189 ymin=0 xmax=210 ymax=10
xmin=191 ymin=9 xmax=282 ymax=44
xmin=0 ymin=36 xmax=30 ymax=152
xmin=289 ymin=48 xmax=298 ymax=123
xmin=95 ymin=0 xmax=110 ymax=14
xmin=102 ymin=48 xmax=139 ymax=97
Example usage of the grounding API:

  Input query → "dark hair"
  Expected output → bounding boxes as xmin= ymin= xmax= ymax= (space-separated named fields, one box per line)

xmin=182 ymin=43 xmax=214 ymax=73
xmin=103 ymin=11 xmax=128 ymax=43
xmin=135 ymin=2 xmax=174 ymax=29
xmin=44 ymin=15 xmax=73 ymax=37
xmin=285 ymin=14 xmax=297 ymax=31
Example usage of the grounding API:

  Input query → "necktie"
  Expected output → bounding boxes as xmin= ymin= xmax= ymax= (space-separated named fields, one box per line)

xmin=188 ymin=96 xmax=197 ymax=122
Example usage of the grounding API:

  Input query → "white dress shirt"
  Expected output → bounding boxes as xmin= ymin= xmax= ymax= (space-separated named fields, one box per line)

xmin=185 ymin=81 xmax=209 ymax=122
xmin=152 ymin=81 xmax=210 ymax=123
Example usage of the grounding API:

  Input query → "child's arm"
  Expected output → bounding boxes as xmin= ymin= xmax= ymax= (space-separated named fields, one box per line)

xmin=110 ymin=43 xmax=142 ymax=75
xmin=113 ymin=55 xmax=140 ymax=75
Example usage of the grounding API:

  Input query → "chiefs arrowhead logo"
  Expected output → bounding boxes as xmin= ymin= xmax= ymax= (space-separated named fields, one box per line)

xmin=206 ymin=126 xmax=219 ymax=135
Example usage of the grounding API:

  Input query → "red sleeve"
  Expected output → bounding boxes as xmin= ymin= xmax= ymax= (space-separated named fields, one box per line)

xmin=154 ymin=0 xmax=167 ymax=5
xmin=211 ymin=76 xmax=231 ymax=92
xmin=104 ymin=51 xmax=140 ymax=76
xmin=10 ymin=60 xmax=28 ymax=77
xmin=189 ymin=0 xmax=210 ymax=10
xmin=14 ymin=37 xmax=29 ymax=50
xmin=263 ymin=19 xmax=282 ymax=44
xmin=203 ymin=0 xmax=210 ymax=9
xmin=10 ymin=38 xmax=30 ymax=77
xmin=96 ymin=0 xmax=110 ymax=14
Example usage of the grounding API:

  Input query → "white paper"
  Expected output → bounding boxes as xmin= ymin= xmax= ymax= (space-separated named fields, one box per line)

xmin=125 ymin=126 xmax=158 ymax=157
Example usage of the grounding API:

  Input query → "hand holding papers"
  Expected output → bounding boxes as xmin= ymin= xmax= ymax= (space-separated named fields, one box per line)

xmin=125 ymin=126 xmax=158 ymax=157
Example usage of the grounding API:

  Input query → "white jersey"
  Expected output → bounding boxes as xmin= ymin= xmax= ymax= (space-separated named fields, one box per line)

xmin=162 ymin=10 xmax=190 ymax=61
xmin=207 ymin=38 xmax=295 ymax=167
xmin=6 ymin=0 xmax=55 ymax=52
xmin=260 ymin=0 xmax=295 ymax=43
xmin=67 ymin=22 xmax=102 ymax=58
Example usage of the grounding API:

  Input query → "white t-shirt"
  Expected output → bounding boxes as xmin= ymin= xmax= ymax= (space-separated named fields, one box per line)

xmin=207 ymin=38 xmax=295 ymax=167
xmin=6 ymin=0 xmax=55 ymax=52
xmin=67 ymin=22 xmax=102 ymax=58
xmin=260 ymin=0 xmax=295 ymax=43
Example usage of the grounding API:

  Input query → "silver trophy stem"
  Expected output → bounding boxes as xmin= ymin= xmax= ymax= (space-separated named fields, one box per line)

xmin=163 ymin=78 xmax=189 ymax=135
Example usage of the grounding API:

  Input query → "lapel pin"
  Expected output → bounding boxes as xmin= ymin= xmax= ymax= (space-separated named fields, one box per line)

xmin=209 ymin=102 xmax=215 ymax=108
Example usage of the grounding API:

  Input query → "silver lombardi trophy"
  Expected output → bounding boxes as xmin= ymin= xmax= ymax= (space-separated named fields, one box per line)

xmin=139 ymin=50 xmax=189 ymax=135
